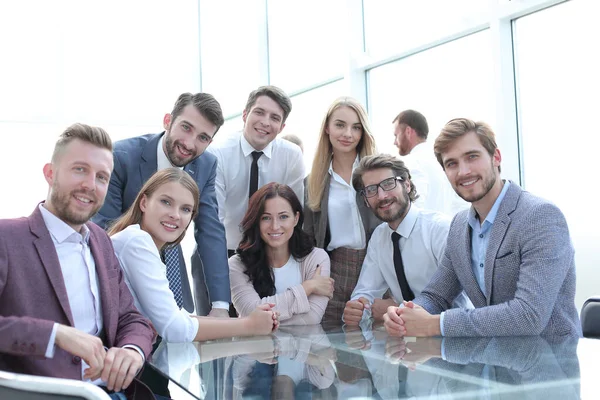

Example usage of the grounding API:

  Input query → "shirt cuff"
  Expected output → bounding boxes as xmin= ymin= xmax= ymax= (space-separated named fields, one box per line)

xmin=45 ymin=323 xmax=58 ymax=358
xmin=122 ymin=345 xmax=145 ymax=363
xmin=212 ymin=301 xmax=230 ymax=310
xmin=439 ymin=311 xmax=446 ymax=336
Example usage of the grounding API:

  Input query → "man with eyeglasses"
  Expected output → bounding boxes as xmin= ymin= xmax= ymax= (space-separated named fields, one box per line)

xmin=343 ymin=154 xmax=469 ymax=325
xmin=93 ymin=93 xmax=231 ymax=319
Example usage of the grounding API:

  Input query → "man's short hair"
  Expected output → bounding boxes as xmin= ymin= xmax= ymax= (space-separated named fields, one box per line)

xmin=393 ymin=110 xmax=429 ymax=139
xmin=51 ymin=123 xmax=112 ymax=163
xmin=280 ymin=134 xmax=303 ymax=152
xmin=434 ymin=118 xmax=499 ymax=171
xmin=170 ymin=92 xmax=225 ymax=135
xmin=352 ymin=154 xmax=419 ymax=203
xmin=244 ymin=85 xmax=292 ymax=123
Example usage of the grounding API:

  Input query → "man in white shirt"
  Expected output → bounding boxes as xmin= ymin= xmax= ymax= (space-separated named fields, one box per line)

xmin=0 ymin=124 xmax=155 ymax=399
xmin=208 ymin=86 xmax=305 ymax=254
xmin=343 ymin=154 xmax=457 ymax=324
xmin=393 ymin=110 xmax=468 ymax=216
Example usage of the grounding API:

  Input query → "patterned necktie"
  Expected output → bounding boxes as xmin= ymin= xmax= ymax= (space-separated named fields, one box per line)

xmin=163 ymin=246 xmax=184 ymax=309
xmin=249 ymin=151 xmax=263 ymax=199
xmin=391 ymin=232 xmax=415 ymax=301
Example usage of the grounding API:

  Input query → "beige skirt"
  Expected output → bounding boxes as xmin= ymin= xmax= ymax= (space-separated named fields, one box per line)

xmin=322 ymin=247 xmax=367 ymax=323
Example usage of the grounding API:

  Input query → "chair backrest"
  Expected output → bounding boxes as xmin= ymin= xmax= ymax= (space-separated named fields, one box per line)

xmin=581 ymin=296 xmax=600 ymax=338
xmin=0 ymin=370 xmax=110 ymax=400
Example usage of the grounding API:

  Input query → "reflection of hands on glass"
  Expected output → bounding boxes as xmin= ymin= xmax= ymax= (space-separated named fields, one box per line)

xmin=385 ymin=336 xmax=442 ymax=369
xmin=244 ymin=336 xmax=280 ymax=365
xmin=343 ymin=325 xmax=371 ymax=350
xmin=372 ymin=298 xmax=398 ymax=321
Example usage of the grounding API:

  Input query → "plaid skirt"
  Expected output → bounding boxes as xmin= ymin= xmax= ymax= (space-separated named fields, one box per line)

xmin=323 ymin=247 xmax=367 ymax=323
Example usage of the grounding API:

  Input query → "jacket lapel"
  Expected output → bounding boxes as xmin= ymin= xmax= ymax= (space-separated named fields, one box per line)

xmin=29 ymin=206 xmax=75 ymax=326
xmin=139 ymin=133 xmax=163 ymax=185
xmin=88 ymin=227 xmax=115 ymax=345
xmin=483 ymin=183 xmax=520 ymax=304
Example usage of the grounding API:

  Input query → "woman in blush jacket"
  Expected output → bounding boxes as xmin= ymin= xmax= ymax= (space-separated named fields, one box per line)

xmin=229 ymin=182 xmax=333 ymax=325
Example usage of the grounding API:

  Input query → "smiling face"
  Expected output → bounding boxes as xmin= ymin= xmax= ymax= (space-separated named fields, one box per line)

xmin=43 ymin=139 xmax=113 ymax=232
xmin=242 ymin=95 xmax=286 ymax=151
xmin=440 ymin=131 xmax=502 ymax=206
xmin=163 ymin=104 xmax=217 ymax=167
xmin=326 ymin=106 xmax=363 ymax=155
xmin=362 ymin=167 xmax=411 ymax=230
xmin=259 ymin=195 xmax=299 ymax=252
xmin=139 ymin=181 xmax=195 ymax=249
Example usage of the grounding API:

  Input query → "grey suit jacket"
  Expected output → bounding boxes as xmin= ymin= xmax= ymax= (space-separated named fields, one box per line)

xmin=304 ymin=174 xmax=381 ymax=249
xmin=93 ymin=133 xmax=230 ymax=313
xmin=415 ymin=182 xmax=581 ymax=337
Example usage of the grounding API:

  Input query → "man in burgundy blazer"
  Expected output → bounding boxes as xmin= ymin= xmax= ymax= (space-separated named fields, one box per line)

xmin=0 ymin=123 xmax=155 ymax=399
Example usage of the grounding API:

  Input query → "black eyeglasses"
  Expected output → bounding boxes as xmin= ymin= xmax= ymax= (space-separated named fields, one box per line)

xmin=361 ymin=177 xmax=404 ymax=198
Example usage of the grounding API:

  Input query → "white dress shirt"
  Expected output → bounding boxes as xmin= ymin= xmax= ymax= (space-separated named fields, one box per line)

xmin=39 ymin=205 xmax=143 ymax=384
xmin=402 ymin=142 xmax=469 ymax=217
xmin=326 ymin=156 xmax=366 ymax=251
xmin=157 ymin=136 xmax=228 ymax=311
xmin=111 ymin=224 xmax=199 ymax=343
xmin=350 ymin=206 xmax=451 ymax=304
xmin=208 ymin=132 xmax=305 ymax=249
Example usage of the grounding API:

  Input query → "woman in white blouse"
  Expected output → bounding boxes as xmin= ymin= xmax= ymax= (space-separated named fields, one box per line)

xmin=229 ymin=183 xmax=333 ymax=325
xmin=108 ymin=168 xmax=277 ymax=343
xmin=304 ymin=97 xmax=381 ymax=321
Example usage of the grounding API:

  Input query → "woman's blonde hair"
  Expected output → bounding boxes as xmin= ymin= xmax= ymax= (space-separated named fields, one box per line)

xmin=307 ymin=97 xmax=377 ymax=211
xmin=108 ymin=168 xmax=200 ymax=249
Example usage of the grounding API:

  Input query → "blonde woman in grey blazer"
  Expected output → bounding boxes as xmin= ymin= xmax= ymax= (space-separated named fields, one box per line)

xmin=384 ymin=118 xmax=581 ymax=338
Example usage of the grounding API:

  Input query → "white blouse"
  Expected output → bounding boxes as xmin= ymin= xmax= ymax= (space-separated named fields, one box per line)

xmin=111 ymin=224 xmax=199 ymax=342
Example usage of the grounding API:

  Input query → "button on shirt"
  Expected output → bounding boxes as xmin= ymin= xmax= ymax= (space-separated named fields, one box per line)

xmin=208 ymin=132 xmax=305 ymax=250
xmin=350 ymin=206 xmax=452 ymax=305
xmin=326 ymin=156 xmax=366 ymax=251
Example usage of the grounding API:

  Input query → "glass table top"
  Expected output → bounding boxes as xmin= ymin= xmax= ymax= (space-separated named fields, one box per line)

xmin=148 ymin=321 xmax=595 ymax=399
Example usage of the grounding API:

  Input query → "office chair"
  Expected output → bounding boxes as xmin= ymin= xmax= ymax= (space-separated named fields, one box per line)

xmin=581 ymin=296 xmax=600 ymax=338
xmin=0 ymin=370 xmax=110 ymax=400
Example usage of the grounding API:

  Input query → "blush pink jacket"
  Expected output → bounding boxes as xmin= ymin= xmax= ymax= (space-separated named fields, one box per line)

xmin=229 ymin=248 xmax=330 ymax=325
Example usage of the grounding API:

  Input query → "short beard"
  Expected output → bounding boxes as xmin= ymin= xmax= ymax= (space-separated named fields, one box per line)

xmin=374 ymin=192 xmax=410 ymax=224
xmin=457 ymin=161 xmax=497 ymax=203
xmin=50 ymin=183 xmax=100 ymax=227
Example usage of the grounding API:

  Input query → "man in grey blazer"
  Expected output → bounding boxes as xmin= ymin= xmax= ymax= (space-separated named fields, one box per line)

xmin=383 ymin=118 xmax=581 ymax=338
xmin=93 ymin=93 xmax=230 ymax=317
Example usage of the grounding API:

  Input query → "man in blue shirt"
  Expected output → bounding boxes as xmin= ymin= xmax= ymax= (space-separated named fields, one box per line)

xmin=383 ymin=118 xmax=581 ymax=338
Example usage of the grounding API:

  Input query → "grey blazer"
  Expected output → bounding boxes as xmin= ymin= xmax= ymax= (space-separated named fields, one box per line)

xmin=415 ymin=182 xmax=582 ymax=337
xmin=303 ymin=174 xmax=381 ymax=249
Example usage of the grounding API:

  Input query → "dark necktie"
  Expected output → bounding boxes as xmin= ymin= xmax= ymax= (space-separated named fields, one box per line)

xmin=391 ymin=232 xmax=415 ymax=301
xmin=249 ymin=151 xmax=263 ymax=199
xmin=162 ymin=246 xmax=184 ymax=309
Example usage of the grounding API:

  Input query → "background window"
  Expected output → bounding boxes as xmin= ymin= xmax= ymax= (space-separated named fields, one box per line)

xmin=514 ymin=0 xmax=599 ymax=310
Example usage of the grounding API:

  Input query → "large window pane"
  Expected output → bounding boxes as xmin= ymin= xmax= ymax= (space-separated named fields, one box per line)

xmin=283 ymin=81 xmax=346 ymax=173
xmin=368 ymin=31 xmax=495 ymax=156
xmin=200 ymin=0 xmax=266 ymax=116
xmin=363 ymin=0 xmax=490 ymax=57
xmin=514 ymin=0 xmax=599 ymax=312
xmin=267 ymin=0 xmax=345 ymax=94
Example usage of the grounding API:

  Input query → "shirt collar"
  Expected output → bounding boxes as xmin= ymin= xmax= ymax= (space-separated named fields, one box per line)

xmin=328 ymin=154 xmax=360 ymax=176
xmin=468 ymin=180 xmax=511 ymax=230
xmin=240 ymin=132 xmax=274 ymax=159
xmin=387 ymin=204 xmax=419 ymax=239
xmin=39 ymin=203 xmax=90 ymax=244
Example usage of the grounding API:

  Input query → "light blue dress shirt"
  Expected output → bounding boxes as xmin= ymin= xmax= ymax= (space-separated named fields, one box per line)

xmin=440 ymin=181 xmax=510 ymax=336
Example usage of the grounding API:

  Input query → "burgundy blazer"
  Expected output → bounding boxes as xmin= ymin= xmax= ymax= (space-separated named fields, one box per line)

xmin=0 ymin=205 xmax=155 ymax=380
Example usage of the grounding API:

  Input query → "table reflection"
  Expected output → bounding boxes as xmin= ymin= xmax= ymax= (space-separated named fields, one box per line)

xmin=148 ymin=321 xmax=590 ymax=399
